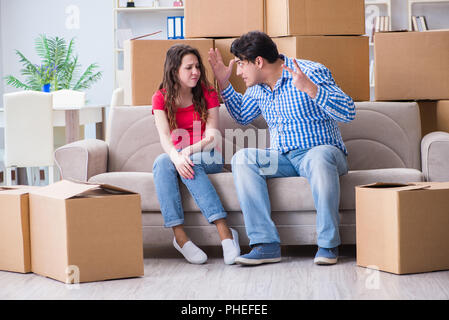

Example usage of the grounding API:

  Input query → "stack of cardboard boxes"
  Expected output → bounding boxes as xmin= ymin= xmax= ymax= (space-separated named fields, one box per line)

xmin=124 ymin=0 xmax=369 ymax=105
xmin=356 ymin=29 xmax=449 ymax=275
xmin=0 ymin=181 xmax=144 ymax=284
xmin=374 ymin=30 xmax=449 ymax=136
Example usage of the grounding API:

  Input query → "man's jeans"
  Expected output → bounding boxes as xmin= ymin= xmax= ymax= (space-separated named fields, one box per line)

xmin=231 ymin=145 xmax=349 ymax=249
xmin=153 ymin=149 xmax=227 ymax=227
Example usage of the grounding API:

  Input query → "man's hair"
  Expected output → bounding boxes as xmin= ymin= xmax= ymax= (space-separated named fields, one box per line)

xmin=230 ymin=31 xmax=280 ymax=64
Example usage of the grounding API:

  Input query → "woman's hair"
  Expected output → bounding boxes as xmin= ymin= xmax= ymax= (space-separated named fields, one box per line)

xmin=231 ymin=31 xmax=280 ymax=64
xmin=159 ymin=44 xmax=212 ymax=131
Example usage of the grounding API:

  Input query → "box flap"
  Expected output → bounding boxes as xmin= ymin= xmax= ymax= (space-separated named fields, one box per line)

xmin=29 ymin=180 xmax=137 ymax=200
xmin=29 ymin=180 xmax=99 ymax=199
xmin=0 ymin=185 xmax=40 ymax=195
xmin=357 ymin=182 xmax=431 ymax=191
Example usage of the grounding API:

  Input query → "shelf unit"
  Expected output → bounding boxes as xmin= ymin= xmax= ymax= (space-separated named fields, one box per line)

xmin=113 ymin=0 xmax=184 ymax=89
xmin=407 ymin=0 xmax=449 ymax=30
xmin=365 ymin=0 xmax=392 ymax=92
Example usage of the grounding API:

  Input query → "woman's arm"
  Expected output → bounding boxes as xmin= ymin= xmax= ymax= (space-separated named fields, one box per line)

xmin=153 ymin=109 xmax=195 ymax=179
xmin=180 ymin=106 xmax=221 ymax=157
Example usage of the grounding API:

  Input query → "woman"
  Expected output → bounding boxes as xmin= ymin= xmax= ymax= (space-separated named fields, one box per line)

xmin=152 ymin=44 xmax=240 ymax=265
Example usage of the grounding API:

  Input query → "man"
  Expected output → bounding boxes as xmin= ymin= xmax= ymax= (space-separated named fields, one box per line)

xmin=208 ymin=31 xmax=355 ymax=266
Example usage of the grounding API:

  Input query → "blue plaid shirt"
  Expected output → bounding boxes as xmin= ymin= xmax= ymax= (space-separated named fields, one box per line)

xmin=221 ymin=55 xmax=355 ymax=155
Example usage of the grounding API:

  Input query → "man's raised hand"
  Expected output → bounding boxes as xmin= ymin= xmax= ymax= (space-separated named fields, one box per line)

xmin=208 ymin=48 xmax=235 ymax=90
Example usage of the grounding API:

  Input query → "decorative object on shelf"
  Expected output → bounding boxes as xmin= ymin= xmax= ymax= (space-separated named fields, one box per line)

xmin=167 ymin=16 xmax=184 ymax=39
xmin=173 ymin=0 xmax=183 ymax=7
xmin=4 ymin=34 xmax=103 ymax=92
xmin=153 ymin=0 xmax=160 ymax=8
xmin=126 ymin=0 xmax=135 ymax=8
xmin=131 ymin=30 xmax=162 ymax=41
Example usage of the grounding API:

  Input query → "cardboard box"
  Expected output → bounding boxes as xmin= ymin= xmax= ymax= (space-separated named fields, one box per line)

xmin=266 ymin=0 xmax=365 ymax=37
xmin=0 ymin=186 xmax=39 ymax=273
xmin=273 ymin=36 xmax=370 ymax=101
xmin=356 ymin=182 xmax=449 ymax=274
xmin=375 ymin=30 xmax=449 ymax=101
xmin=185 ymin=0 xmax=265 ymax=38
xmin=418 ymin=101 xmax=437 ymax=137
xmin=29 ymin=180 xmax=144 ymax=284
xmin=124 ymin=39 xmax=215 ymax=106
xmin=418 ymin=100 xmax=449 ymax=137
xmin=214 ymin=38 xmax=247 ymax=95
xmin=436 ymin=100 xmax=449 ymax=133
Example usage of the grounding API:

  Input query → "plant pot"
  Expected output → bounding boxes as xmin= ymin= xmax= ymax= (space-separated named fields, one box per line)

xmin=42 ymin=83 xmax=51 ymax=92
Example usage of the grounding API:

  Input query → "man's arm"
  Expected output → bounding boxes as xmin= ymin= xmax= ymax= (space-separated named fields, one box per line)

xmin=283 ymin=59 xmax=355 ymax=123
xmin=309 ymin=66 xmax=355 ymax=123
xmin=221 ymin=84 xmax=261 ymax=125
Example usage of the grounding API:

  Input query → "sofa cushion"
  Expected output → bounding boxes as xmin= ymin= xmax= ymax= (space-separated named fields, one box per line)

xmin=89 ymin=168 xmax=423 ymax=212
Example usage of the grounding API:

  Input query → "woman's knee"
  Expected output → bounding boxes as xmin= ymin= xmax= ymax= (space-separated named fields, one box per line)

xmin=152 ymin=153 xmax=175 ymax=173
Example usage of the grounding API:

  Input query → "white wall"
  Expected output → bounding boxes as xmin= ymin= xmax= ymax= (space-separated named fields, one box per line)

xmin=0 ymin=0 xmax=114 ymax=139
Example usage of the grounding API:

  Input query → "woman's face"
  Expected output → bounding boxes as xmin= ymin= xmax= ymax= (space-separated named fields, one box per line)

xmin=177 ymin=53 xmax=201 ymax=89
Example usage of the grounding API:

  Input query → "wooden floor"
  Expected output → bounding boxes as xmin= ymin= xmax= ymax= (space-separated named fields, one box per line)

xmin=1 ymin=245 xmax=449 ymax=300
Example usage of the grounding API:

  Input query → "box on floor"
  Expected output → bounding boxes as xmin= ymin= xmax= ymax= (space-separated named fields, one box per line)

xmin=185 ymin=0 xmax=265 ymax=38
xmin=266 ymin=0 xmax=365 ymax=37
xmin=273 ymin=35 xmax=370 ymax=101
xmin=0 ymin=186 xmax=40 ymax=274
xmin=356 ymin=182 xmax=449 ymax=275
xmin=123 ymin=39 xmax=215 ymax=106
xmin=29 ymin=180 xmax=144 ymax=284
xmin=375 ymin=30 xmax=449 ymax=101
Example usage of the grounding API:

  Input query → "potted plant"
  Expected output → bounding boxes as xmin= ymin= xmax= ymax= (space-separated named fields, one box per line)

xmin=4 ymin=34 xmax=102 ymax=93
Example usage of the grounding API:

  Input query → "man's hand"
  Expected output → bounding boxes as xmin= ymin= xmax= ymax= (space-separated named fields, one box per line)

xmin=208 ymin=48 xmax=235 ymax=90
xmin=282 ymin=59 xmax=318 ymax=99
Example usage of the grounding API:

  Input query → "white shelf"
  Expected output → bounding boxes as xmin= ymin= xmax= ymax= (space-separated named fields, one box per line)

xmin=113 ymin=0 xmax=185 ymax=89
xmin=115 ymin=6 xmax=184 ymax=12
xmin=407 ymin=0 xmax=449 ymax=30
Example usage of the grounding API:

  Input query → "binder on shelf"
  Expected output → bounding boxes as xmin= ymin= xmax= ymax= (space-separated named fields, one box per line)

xmin=167 ymin=16 xmax=184 ymax=39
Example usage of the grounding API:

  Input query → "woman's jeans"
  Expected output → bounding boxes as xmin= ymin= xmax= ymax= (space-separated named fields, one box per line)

xmin=153 ymin=149 xmax=227 ymax=228
xmin=231 ymin=145 xmax=349 ymax=249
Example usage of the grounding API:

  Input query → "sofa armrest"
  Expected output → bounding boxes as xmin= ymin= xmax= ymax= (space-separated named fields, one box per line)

xmin=54 ymin=139 xmax=108 ymax=182
xmin=421 ymin=131 xmax=449 ymax=182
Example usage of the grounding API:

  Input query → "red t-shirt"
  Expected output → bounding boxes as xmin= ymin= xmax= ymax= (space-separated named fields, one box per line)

xmin=152 ymin=86 xmax=220 ymax=148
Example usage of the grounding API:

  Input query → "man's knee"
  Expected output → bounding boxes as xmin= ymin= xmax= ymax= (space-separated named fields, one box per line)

xmin=231 ymin=148 xmax=258 ymax=167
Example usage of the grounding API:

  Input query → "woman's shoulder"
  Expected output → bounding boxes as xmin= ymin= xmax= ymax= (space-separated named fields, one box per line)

xmin=201 ymin=83 xmax=217 ymax=95
xmin=152 ymin=89 xmax=166 ymax=110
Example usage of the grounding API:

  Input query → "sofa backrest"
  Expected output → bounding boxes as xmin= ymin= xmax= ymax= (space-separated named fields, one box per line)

xmin=339 ymin=101 xmax=421 ymax=171
xmin=107 ymin=106 xmax=163 ymax=173
xmin=107 ymin=101 xmax=422 ymax=173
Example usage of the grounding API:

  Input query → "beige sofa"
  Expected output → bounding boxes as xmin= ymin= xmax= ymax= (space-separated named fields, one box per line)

xmin=54 ymin=102 xmax=449 ymax=247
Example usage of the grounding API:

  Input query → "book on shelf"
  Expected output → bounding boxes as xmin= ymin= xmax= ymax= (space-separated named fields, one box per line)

xmin=412 ymin=16 xmax=419 ymax=31
xmin=419 ymin=16 xmax=428 ymax=31
xmin=412 ymin=16 xmax=429 ymax=32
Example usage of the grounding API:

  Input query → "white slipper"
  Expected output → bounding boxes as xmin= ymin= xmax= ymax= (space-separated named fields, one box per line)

xmin=222 ymin=228 xmax=241 ymax=265
xmin=173 ymin=238 xmax=207 ymax=264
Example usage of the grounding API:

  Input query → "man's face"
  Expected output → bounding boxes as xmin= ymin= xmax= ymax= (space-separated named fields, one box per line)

xmin=235 ymin=58 xmax=261 ymax=87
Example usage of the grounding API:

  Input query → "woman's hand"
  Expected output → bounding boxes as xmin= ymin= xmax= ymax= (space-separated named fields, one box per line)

xmin=170 ymin=151 xmax=195 ymax=180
